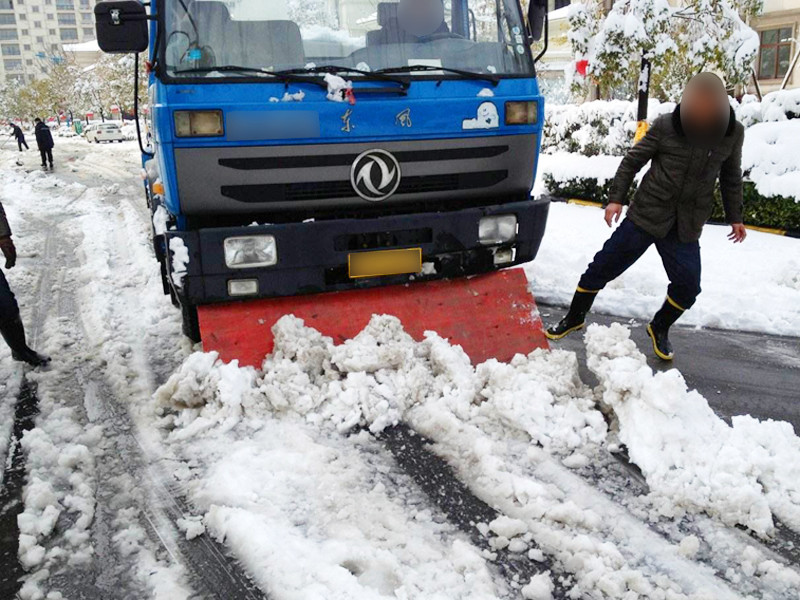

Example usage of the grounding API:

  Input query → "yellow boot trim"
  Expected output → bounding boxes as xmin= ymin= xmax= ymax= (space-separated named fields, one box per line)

xmin=666 ymin=296 xmax=686 ymax=312
xmin=545 ymin=322 xmax=585 ymax=341
xmin=647 ymin=324 xmax=674 ymax=361
xmin=576 ymin=287 xmax=600 ymax=294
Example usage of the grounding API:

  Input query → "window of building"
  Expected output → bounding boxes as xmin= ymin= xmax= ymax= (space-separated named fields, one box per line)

xmin=3 ymin=58 xmax=22 ymax=70
xmin=81 ymin=26 xmax=92 ymax=35
xmin=0 ymin=28 xmax=17 ymax=40
xmin=57 ymin=13 xmax=76 ymax=24
xmin=59 ymin=27 xmax=77 ymax=40
xmin=56 ymin=1 xmax=74 ymax=9
xmin=1 ymin=43 xmax=20 ymax=54
xmin=758 ymin=27 xmax=794 ymax=79
xmin=33 ymin=20 xmax=41 ymax=27
xmin=0 ymin=14 xmax=16 ymax=25
xmin=23 ymin=43 xmax=29 ymax=49
xmin=81 ymin=12 xmax=91 ymax=22
xmin=0 ymin=0 xmax=13 ymax=9
xmin=21 ymin=28 xmax=27 ymax=34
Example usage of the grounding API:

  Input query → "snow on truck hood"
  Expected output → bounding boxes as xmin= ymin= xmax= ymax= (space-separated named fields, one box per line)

xmin=155 ymin=315 xmax=800 ymax=599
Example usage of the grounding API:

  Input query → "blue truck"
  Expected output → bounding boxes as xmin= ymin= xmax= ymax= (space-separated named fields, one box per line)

xmin=94 ymin=0 xmax=549 ymax=351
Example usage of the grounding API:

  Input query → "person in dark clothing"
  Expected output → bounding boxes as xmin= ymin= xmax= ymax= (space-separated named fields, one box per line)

xmin=373 ymin=0 xmax=451 ymax=44
xmin=546 ymin=73 xmax=747 ymax=360
xmin=0 ymin=201 xmax=50 ymax=367
xmin=34 ymin=118 xmax=54 ymax=169
xmin=10 ymin=124 xmax=29 ymax=152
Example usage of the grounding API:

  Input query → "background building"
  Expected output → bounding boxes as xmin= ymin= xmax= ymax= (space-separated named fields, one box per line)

xmin=0 ymin=0 xmax=98 ymax=84
xmin=748 ymin=0 xmax=800 ymax=94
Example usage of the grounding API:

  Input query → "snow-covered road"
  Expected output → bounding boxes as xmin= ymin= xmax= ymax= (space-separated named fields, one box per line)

xmin=1 ymin=140 xmax=799 ymax=600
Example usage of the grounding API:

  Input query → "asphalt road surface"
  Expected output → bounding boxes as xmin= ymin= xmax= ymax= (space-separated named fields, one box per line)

xmin=539 ymin=303 xmax=800 ymax=431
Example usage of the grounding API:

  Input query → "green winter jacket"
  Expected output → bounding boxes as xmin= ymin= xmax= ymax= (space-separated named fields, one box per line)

xmin=0 ymin=201 xmax=10 ymax=239
xmin=608 ymin=106 xmax=745 ymax=243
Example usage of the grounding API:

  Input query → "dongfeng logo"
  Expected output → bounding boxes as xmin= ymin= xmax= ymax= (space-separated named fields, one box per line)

xmin=350 ymin=149 xmax=402 ymax=202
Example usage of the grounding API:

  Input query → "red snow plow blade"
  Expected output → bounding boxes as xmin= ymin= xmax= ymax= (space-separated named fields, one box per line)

xmin=198 ymin=269 xmax=549 ymax=368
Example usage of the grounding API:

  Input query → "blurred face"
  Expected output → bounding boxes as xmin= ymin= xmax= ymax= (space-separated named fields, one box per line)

xmin=398 ymin=0 xmax=445 ymax=37
xmin=680 ymin=78 xmax=730 ymax=147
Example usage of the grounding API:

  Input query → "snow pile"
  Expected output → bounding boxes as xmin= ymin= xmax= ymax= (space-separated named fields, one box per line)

xmin=740 ymin=120 xmax=800 ymax=200
xmin=154 ymin=315 xmax=800 ymax=597
xmin=157 ymin=315 xmax=606 ymax=461
xmin=586 ymin=323 xmax=800 ymax=534
xmin=17 ymin=397 xmax=102 ymax=572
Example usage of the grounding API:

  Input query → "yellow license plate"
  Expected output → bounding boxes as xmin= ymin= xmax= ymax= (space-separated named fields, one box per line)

xmin=348 ymin=248 xmax=423 ymax=279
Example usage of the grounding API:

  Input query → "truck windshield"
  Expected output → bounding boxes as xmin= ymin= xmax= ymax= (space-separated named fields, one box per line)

xmin=163 ymin=0 xmax=534 ymax=80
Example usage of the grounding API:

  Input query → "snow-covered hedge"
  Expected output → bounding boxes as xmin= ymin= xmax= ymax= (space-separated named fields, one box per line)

xmin=541 ymin=95 xmax=800 ymax=226
xmin=542 ymin=100 xmax=675 ymax=156
xmin=543 ymin=90 xmax=800 ymax=156
xmin=545 ymin=174 xmax=800 ymax=231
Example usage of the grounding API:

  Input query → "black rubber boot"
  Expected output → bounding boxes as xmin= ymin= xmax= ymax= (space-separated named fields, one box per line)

xmin=647 ymin=299 xmax=685 ymax=361
xmin=546 ymin=289 xmax=598 ymax=341
xmin=0 ymin=316 xmax=51 ymax=367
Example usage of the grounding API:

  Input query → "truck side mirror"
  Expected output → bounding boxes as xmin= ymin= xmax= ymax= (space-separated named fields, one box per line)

xmin=528 ymin=0 xmax=548 ymax=42
xmin=95 ymin=0 xmax=150 ymax=54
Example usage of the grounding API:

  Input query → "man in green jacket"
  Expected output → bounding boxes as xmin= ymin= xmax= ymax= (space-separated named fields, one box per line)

xmin=0 ymin=201 xmax=50 ymax=367
xmin=546 ymin=73 xmax=747 ymax=360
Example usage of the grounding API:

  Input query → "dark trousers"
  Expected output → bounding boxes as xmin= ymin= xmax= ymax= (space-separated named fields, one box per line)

xmin=579 ymin=219 xmax=702 ymax=310
xmin=39 ymin=148 xmax=53 ymax=166
xmin=18 ymin=139 xmax=28 ymax=151
xmin=0 ymin=269 xmax=20 ymax=325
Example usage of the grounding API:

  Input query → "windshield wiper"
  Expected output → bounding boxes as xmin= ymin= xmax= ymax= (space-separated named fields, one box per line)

xmin=275 ymin=65 xmax=409 ymax=89
xmin=174 ymin=65 xmax=328 ymax=88
xmin=376 ymin=64 xmax=499 ymax=86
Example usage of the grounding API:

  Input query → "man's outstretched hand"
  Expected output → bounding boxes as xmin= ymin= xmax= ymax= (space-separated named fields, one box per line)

xmin=728 ymin=223 xmax=747 ymax=244
xmin=605 ymin=202 xmax=623 ymax=227
xmin=0 ymin=236 xmax=16 ymax=269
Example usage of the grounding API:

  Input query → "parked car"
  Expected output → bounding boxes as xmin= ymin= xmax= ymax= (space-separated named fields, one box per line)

xmin=85 ymin=123 xmax=126 ymax=143
xmin=56 ymin=125 xmax=77 ymax=138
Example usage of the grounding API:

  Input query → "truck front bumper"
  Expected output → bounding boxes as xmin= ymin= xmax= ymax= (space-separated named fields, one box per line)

xmin=167 ymin=197 xmax=550 ymax=305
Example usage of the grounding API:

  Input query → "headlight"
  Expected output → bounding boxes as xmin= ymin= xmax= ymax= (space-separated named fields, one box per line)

xmin=505 ymin=101 xmax=538 ymax=125
xmin=479 ymin=215 xmax=518 ymax=245
xmin=224 ymin=236 xmax=277 ymax=269
xmin=174 ymin=110 xmax=224 ymax=137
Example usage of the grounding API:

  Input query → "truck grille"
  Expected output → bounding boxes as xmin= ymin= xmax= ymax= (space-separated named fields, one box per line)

xmin=221 ymin=171 xmax=508 ymax=203
xmin=218 ymin=146 xmax=509 ymax=171
xmin=173 ymin=135 xmax=537 ymax=218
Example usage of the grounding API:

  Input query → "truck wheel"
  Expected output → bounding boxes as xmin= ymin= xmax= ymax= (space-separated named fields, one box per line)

xmin=181 ymin=302 xmax=201 ymax=343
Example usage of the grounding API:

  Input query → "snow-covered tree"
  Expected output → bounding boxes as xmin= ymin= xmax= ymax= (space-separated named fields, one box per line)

xmin=568 ymin=0 xmax=762 ymax=101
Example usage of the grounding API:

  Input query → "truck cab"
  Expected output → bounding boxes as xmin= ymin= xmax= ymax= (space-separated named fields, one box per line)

xmin=96 ymin=0 xmax=549 ymax=342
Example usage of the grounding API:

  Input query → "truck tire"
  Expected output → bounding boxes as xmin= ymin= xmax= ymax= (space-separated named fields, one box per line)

xmin=181 ymin=302 xmax=201 ymax=343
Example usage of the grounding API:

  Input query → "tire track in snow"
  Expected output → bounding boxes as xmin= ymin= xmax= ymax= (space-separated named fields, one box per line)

xmin=3 ymin=159 xmax=266 ymax=599
xmin=64 ymin=178 xmax=269 ymax=599
xmin=585 ymin=449 xmax=800 ymax=596
xmin=379 ymin=424 xmax=572 ymax=598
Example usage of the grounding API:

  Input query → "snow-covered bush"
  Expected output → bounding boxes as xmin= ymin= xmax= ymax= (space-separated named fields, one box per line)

xmin=735 ymin=89 xmax=800 ymax=126
xmin=542 ymin=100 xmax=674 ymax=156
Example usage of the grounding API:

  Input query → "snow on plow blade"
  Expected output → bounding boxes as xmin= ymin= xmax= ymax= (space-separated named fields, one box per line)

xmin=198 ymin=269 xmax=549 ymax=368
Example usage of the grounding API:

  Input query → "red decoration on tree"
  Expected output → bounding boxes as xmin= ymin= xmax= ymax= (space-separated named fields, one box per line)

xmin=576 ymin=60 xmax=589 ymax=76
